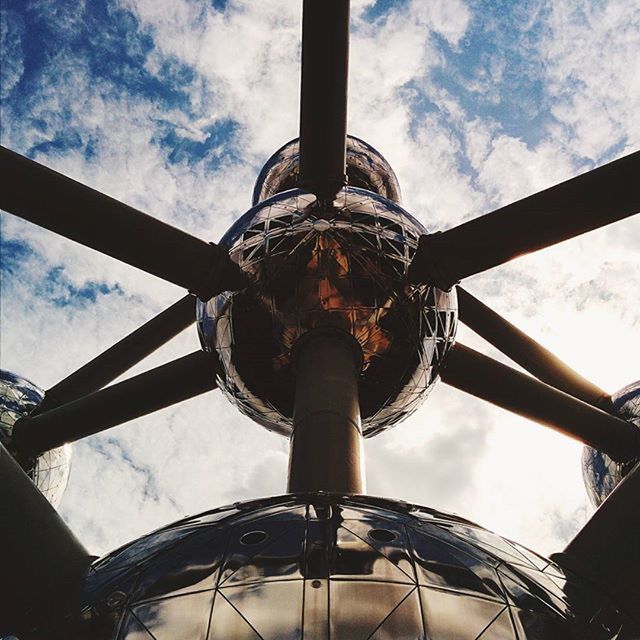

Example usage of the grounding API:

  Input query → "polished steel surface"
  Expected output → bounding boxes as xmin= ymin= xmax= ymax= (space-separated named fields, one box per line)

xmin=288 ymin=329 xmax=365 ymax=494
xmin=0 ymin=370 xmax=71 ymax=507
xmin=252 ymin=136 xmax=402 ymax=206
xmin=582 ymin=381 xmax=640 ymax=507
xmin=56 ymin=495 xmax=637 ymax=639
xmin=198 ymin=187 xmax=457 ymax=437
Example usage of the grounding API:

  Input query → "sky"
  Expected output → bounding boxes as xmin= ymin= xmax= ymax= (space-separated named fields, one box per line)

xmin=1 ymin=0 xmax=639 ymax=559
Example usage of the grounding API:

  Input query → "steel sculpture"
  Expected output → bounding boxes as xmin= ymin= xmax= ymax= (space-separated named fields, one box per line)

xmin=1 ymin=1 xmax=639 ymax=637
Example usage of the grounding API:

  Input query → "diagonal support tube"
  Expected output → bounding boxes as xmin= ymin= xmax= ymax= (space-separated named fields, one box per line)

xmin=36 ymin=295 xmax=197 ymax=414
xmin=408 ymin=151 xmax=640 ymax=290
xmin=551 ymin=461 xmax=640 ymax=622
xmin=0 ymin=146 xmax=245 ymax=300
xmin=0 ymin=443 xmax=92 ymax=632
xmin=12 ymin=351 xmax=217 ymax=456
xmin=440 ymin=343 xmax=640 ymax=462
xmin=457 ymin=287 xmax=612 ymax=410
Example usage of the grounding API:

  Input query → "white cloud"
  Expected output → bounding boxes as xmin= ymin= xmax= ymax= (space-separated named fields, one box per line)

xmin=0 ymin=10 xmax=25 ymax=100
xmin=539 ymin=0 xmax=640 ymax=159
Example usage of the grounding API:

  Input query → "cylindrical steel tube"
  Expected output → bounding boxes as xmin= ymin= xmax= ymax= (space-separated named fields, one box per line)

xmin=457 ymin=287 xmax=612 ymax=410
xmin=0 ymin=443 xmax=92 ymax=632
xmin=37 ymin=295 xmax=197 ymax=414
xmin=441 ymin=343 xmax=640 ymax=462
xmin=551 ymin=460 xmax=640 ymax=621
xmin=13 ymin=351 xmax=216 ymax=456
xmin=0 ymin=146 xmax=244 ymax=299
xmin=409 ymin=151 xmax=640 ymax=289
xmin=288 ymin=329 xmax=365 ymax=494
xmin=298 ymin=0 xmax=350 ymax=200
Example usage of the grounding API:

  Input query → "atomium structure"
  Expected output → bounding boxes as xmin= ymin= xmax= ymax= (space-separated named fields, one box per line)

xmin=1 ymin=2 xmax=639 ymax=639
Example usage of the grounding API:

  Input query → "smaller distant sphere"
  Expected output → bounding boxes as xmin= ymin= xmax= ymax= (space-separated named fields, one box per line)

xmin=252 ymin=135 xmax=403 ymax=206
xmin=582 ymin=380 xmax=640 ymax=507
xmin=0 ymin=370 xmax=71 ymax=507
xmin=198 ymin=188 xmax=457 ymax=437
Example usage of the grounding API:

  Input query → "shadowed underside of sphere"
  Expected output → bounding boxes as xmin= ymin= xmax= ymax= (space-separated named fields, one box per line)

xmin=62 ymin=494 xmax=635 ymax=639
xmin=582 ymin=381 xmax=640 ymax=507
xmin=198 ymin=187 xmax=457 ymax=437
xmin=0 ymin=370 xmax=71 ymax=507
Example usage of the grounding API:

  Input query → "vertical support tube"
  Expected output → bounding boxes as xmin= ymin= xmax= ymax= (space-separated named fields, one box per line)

xmin=0 ymin=443 xmax=92 ymax=632
xmin=288 ymin=329 xmax=365 ymax=494
xmin=298 ymin=0 xmax=350 ymax=200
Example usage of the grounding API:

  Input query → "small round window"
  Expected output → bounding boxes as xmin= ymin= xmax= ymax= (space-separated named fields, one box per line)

xmin=369 ymin=528 xmax=396 ymax=543
xmin=240 ymin=530 xmax=268 ymax=546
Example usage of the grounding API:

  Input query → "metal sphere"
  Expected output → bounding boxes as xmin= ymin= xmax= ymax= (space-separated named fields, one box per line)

xmin=198 ymin=187 xmax=457 ymax=436
xmin=0 ymin=370 xmax=71 ymax=507
xmin=582 ymin=381 xmax=640 ymax=507
xmin=60 ymin=494 xmax=635 ymax=639
xmin=252 ymin=135 xmax=402 ymax=206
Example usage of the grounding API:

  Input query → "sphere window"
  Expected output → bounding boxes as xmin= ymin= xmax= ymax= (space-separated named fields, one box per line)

xmin=369 ymin=528 xmax=396 ymax=543
xmin=240 ymin=530 xmax=269 ymax=546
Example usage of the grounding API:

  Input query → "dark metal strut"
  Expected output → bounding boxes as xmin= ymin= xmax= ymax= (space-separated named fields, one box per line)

xmin=440 ymin=343 xmax=640 ymax=463
xmin=457 ymin=287 xmax=613 ymax=410
xmin=409 ymin=151 xmax=640 ymax=290
xmin=36 ymin=294 xmax=197 ymax=414
xmin=0 ymin=443 xmax=92 ymax=633
xmin=298 ymin=0 xmax=350 ymax=201
xmin=552 ymin=461 xmax=640 ymax=622
xmin=288 ymin=329 xmax=365 ymax=493
xmin=13 ymin=351 xmax=217 ymax=456
xmin=0 ymin=146 xmax=245 ymax=300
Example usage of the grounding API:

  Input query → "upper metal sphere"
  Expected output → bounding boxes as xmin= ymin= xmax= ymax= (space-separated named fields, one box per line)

xmin=0 ymin=370 xmax=71 ymax=507
xmin=582 ymin=380 xmax=640 ymax=507
xmin=253 ymin=135 xmax=402 ymax=206
xmin=53 ymin=494 xmax=635 ymax=639
xmin=198 ymin=187 xmax=457 ymax=437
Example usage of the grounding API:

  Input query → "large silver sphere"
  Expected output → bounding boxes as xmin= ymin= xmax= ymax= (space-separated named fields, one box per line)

xmin=0 ymin=370 xmax=71 ymax=507
xmin=50 ymin=494 xmax=636 ymax=638
xmin=582 ymin=380 xmax=640 ymax=507
xmin=253 ymin=135 xmax=402 ymax=206
xmin=198 ymin=187 xmax=457 ymax=436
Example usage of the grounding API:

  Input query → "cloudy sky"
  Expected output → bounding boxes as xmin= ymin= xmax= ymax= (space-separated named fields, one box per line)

xmin=1 ymin=0 xmax=639 ymax=559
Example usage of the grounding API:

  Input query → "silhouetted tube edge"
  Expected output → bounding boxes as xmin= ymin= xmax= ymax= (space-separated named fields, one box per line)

xmin=0 ymin=442 xmax=92 ymax=633
xmin=551 ymin=461 xmax=640 ymax=622
xmin=457 ymin=287 xmax=612 ymax=409
xmin=440 ymin=343 xmax=640 ymax=462
xmin=13 ymin=351 xmax=217 ymax=455
xmin=37 ymin=295 xmax=197 ymax=413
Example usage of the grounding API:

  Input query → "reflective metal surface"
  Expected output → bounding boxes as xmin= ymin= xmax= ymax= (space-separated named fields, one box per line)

xmin=58 ymin=494 xmax=637 ymax=639
xmin=198 ymin=187 xmax=457 ymax=437
xmin=0 ymin=370 xmax=71 ymax=507
xmin=582 ymin=381 xmax=640 ymax=507
xmin=252 ymin=136 xmax=402 ymax=206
